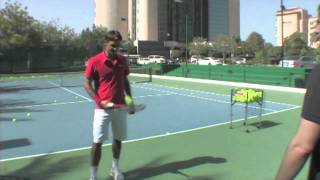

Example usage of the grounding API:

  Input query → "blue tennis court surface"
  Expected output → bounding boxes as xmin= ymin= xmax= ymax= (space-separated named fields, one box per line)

xmin=0 ymin=79 xmax=299 ymax=160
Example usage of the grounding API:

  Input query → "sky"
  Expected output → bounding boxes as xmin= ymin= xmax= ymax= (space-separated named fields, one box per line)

xmin=0 ymin=0 xmax=319 ymax=45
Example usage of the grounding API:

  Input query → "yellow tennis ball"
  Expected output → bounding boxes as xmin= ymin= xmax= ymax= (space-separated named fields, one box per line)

xmin=233 ymin=96 xmax=237 ymax=101
xmin=257 ymin=92 xmax=262 ymax=97
xmin=249 ymin=93 xmax=255 ymax=102
xmin=239 ymin=97 xmax=243 ymax=102
xmin=27 ymin=113 xmax=31 ymax=117
xmin=12 ymin=118 xmax=16 ymax=122
xmin=125 ymin=96 xmax=134 ymax=105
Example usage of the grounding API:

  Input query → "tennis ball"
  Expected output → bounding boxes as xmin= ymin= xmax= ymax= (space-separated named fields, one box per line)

xmin=238 ymin=96 xmax=246 ymax=103
xmin=240 ymin=95 xmax=247 ymax=103
xmin=54 ymin=100 xmax=57 ymax=103
xmin=12 ymin=118 xmax=16 ymax=122
xmin=125 ymin=96 xmax=134 ymax=105
xmin=233 ymin=93 xmax=244 ymax=102
xmin=257 ymin=92 xmax=262 ymax=97
xmin=255 ymin=92 xmax=262 ymax=101
xmin=27 ymin=113 xmax=31 ymax=117
xmin=239 ymin=98 xmax=245 ymax=103
xmin=247 ymin=92 xmax=254 ymax=102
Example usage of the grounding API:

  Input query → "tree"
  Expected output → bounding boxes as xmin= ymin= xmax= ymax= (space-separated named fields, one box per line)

xmin=188 ymin=37 xmax=209 ymax=56
xmin=212 ymin=35 xmax=238 ymax=63
xmin=245 ymin=32 xmax=265 ymax=55
xmin=264 ymin=43 xmax=282 ymax=64
xmin=284 ymin=32 xmax=309 ymax=56
xmin=122 ymin=38 xmax=136 ymax=54
xmin=0 ymin=1 xmax=41 ymax=49
xmin=0 ymin=1 xmax=42 ymax=72
xmin=76 ymin=25 xmax=108 ymax=58
xmin=310 ymin=4 xmax=320 ymax=48
xmin=37 ymin=20 xmax=75 ymax=47
xmin=315 ymin=48 xmax=320 ymax=63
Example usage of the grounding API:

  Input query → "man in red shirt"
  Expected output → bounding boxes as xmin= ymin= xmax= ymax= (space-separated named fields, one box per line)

xmin=84 ymin=30 xmax=133 ymax=180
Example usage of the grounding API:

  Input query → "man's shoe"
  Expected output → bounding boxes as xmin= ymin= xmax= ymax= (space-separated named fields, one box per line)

xmin=89 ymin=177 xmax=97 ymax=180
xmin=110 ymin=167 xmax=124 ymax=180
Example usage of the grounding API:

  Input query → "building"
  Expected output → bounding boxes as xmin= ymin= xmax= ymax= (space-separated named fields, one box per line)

xmin=208 ymin=0 xmax=240 ymax=40
xmin=94 ymin=0 xmax=129 ymax=40
xmin=95 ymin=0 xmax=239 ymax=42
xmin=309 ymin=16 xmax=320 ymax=48
xmin=276 ymin=7 xmax=309 ymax=46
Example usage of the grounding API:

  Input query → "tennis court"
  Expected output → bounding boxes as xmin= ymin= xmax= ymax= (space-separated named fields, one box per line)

xmin=0 ymin=72 xmax=308 ymax=180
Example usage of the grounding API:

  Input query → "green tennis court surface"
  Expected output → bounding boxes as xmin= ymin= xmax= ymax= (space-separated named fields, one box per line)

xmin=0 ymin=73 xmax=308 ymax=180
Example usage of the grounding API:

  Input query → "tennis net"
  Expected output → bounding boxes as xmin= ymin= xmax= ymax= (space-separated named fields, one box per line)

xmin=128 ymin=67 xmax=152 ymax=83
xmin=60 ymin=66 xmax=152 ymax=87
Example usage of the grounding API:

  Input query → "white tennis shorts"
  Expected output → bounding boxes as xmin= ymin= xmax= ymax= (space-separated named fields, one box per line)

xmin=92 ymin=109 xmax=127 ymax=143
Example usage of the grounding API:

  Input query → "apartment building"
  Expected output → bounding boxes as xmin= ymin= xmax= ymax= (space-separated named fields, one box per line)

xmin=276 ymin=7 xmax=309 ymax=46
xmin=95 ymin=0 xmax=240 ymax=42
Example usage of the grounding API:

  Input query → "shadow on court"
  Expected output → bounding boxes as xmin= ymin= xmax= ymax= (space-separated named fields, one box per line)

xmin=0 ymin=99 xmax=50 ymax=114
xmin=248 ymin=120 xmax=281 ymax=132
xmin=0 ymin=85 xmax=58 ymax=93
xmin=121 ymin=156 xmax=227 ymax=180
xmin=3 ymin=154 xmax=88 ymax=180
xmin=0 ymin=117 xmax=33 ymax=122
xmin=0 ymin=175 xmax=30 ymax=180
xmin=230 ymin=120 xmax=281 ymax=132
xmin=251 ymin=120 xmax=281 ymax=128
xmin=0 ymin=138 xmax=31 ymax=150
xmin=0 ymin=99 xmax=37 ymax=107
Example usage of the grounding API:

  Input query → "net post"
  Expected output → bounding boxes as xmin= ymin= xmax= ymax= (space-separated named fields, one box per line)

xmin=149 ymin=67 xmax=152 ymax=82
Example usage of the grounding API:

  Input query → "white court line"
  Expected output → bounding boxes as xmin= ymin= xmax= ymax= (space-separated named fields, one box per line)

xmin=134 ymin=85 xmax=286 ymax=112
xmin=47 ymin=82 xmax=172 ymax=102
xmin=136 ymin=83 xmax=299 ymax=108
xmin=134 ymin=93 xmax=174 ymax=99
xmin=139 ymin=83 xmax=229 ymax=97
xmin=48 ymin=81 xmax=92 ymax=102
xmin=151 ymin=74 xmax=306 ymax=94
xmin=0 ymin=105 xmax=300 ymax=162
xmin=0 ymin=94 xmax=172 ymax=110
xmin=1 ymin=100 xmax=88 ymax=109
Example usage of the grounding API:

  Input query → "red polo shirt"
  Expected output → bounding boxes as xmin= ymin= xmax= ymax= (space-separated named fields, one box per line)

xmin=85 ymin=51 xmax=129 ymax=109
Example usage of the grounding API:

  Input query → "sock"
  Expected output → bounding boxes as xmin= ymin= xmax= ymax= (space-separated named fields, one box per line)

xmin=112 ymin=158 xmax=119 ymax=170
xmin=91 ymin=166 xmax=98 ymax=178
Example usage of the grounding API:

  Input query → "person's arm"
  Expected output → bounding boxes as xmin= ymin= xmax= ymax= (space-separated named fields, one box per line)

xmin=276 ymin=65 xmax=320 ymax=180
xmin=124 ymin=76 xmax=135 ymax=114
xmin=124 ymin=77 xmax=132 ymax=97
xmin=276 ymin=118 xmax=320 ymax=180
xmin=83 ymin=77 xmax=101 ymax=105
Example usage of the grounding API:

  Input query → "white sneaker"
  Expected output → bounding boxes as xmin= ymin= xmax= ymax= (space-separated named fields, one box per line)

xmin=89 ymin=177 xmax=97 ymax=180
xmin=110 ymin=167 xmax=124 ymax=180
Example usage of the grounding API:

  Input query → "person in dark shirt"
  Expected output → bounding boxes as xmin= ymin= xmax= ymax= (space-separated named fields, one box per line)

xmin=276 ymin=65 xmax=320 ymax=180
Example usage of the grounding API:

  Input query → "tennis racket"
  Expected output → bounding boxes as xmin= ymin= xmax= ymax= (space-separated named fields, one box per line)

xmin=100 ymin=101 xmax=146 ymax=113
xmin=308 ymin=140 xmax=320 ymax=180
xmin=118 ymin=103 xmax=146 ymax=113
